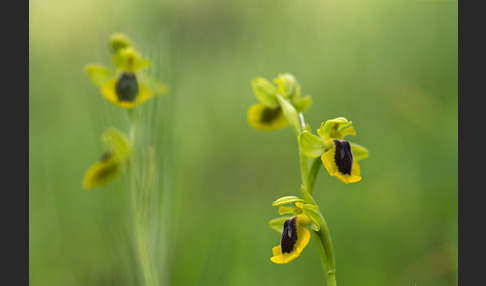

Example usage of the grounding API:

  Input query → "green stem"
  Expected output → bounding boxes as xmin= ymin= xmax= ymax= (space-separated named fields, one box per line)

xmin=315 ymin=216 xmax=337 ymax=286
xmin=128 ymin=110 xmax=159 ymax=286
xmin=135 ymin=217 xmax=155 ymax=286
xmin=299 ymin=150 xmax=312 ymax=197
xmin=308 ymin=157 xmax=322 ymax=193
xmin=299 ymin=151 xmax=316 ymax=206
xmin=296 ymin=114 xmax=337 ymax=286
xmin=313 ymin=232 xmax=331 ymax=281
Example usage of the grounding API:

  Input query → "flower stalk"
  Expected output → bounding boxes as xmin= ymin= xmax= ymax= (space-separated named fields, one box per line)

xmin=126 ymin=110 xmax=157 ymax=286
xmin=298 ymin=114 xmax=337 ymax=286
xmin=83 ymin=33 xmax=169 ymax=286
xmin=249 ymin=73 xmax=368 ymax=286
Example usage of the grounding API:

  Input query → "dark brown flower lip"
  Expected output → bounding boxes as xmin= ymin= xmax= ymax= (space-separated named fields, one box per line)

xmin=333 ymin=139 xmax=353 ymax=175
xmin=280 ymin=217 xmax=298 ymax=254
xmin=116 ymin=72 xmax=139 ymax=102
xmin=260 ymin=106 xmax=282 ymax=124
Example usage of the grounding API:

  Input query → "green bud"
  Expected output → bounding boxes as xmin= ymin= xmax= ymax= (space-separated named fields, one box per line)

xmin=251 ymin=77 xmax=278 ymax=108
xmin=298 ymin=130 xmax=325 ymax=158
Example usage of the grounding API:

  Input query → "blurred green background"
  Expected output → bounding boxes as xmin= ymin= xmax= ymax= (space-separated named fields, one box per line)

xmin=29 ymin=0 xmax=458 ymax=285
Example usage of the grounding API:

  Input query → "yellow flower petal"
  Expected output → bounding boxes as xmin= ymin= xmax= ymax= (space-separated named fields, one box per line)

xmin=322 ymin=146 xmax=338 ymax=174
xmin=248 ymin=103 xmax=288 ymax=131
xmin=272 ymin=245 xmax=282 ymax=256
xmin=134 ymin=84 xmax=155 ymax=105
xmin=278 ymin=206 xmax=296 ymax=215
xmin=82 ymin=152 xmax=121 ymax=190
xmin=101 ymin=80 xmax=122 ymax=105
xmin=101 ymin=77 xmax=154 ymax=109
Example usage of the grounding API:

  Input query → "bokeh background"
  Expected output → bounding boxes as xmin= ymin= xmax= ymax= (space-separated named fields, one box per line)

xmin=29 ymin=0 xmax=458 ymax=285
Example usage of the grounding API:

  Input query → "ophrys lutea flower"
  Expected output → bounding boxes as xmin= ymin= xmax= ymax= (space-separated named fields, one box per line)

xmin=83 ymin=128 xmax=131 ymax=190
xmin=248 ymin=74 xmax=312 ymax=131
xmin=271 ymin=215 xmax=311 ymax=264
xmin=299 ymin=117 xmax=369 ymax=183
xmin=85 ymin=35 xmax=168 ymax=109
xmin=269 ymin=196 xmax=323 ymax=264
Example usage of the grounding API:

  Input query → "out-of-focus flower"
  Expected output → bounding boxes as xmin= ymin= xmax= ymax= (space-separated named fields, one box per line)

xmin=83 ymin=128 xmax=130 ymax=190
xmin=85 ymin=34 xmax=168 ymax=109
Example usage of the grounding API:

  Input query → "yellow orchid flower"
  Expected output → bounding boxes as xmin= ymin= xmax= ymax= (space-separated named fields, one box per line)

xmin=271 ymin=215 xmax=311 ymax=264
xmin=321 ymin=139 xmax=362 ymax=183
xmin=248 ymin=74 xmax=311 ymax=132
xmin=298 ymin=117 xmax=368 ymax=184
xmin=82 ymin=128 xmax=130 ymax=190
xmin=85 ymin=41 xmax=167 ymax=109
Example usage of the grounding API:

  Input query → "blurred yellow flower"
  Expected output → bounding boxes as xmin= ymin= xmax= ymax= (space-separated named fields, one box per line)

xmin=100 ymin=73 xmax=156 ymax=109
xmin=82 ymin=128 xmax=130 ymax=190
xmin=83 ymin=151 xmax=122 ymax=189
xmin=85 ymin=46 xmax=167 ymax=109
xmin=247 ymin=74 xmax=311 ymax=132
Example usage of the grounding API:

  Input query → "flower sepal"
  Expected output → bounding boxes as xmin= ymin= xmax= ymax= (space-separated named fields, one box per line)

xmin=277 ymin=94 xmax=302 ymax=135
xmin=251 ymin=77 xmax=279 ymax=108
xmin=269 ymin=216 xmax=293 ymax=233
xmin=350 ymin=142 xmax=369 ymax=162
xmin=301 ymin=204 xmax=323 ymax=232
xmin=291 ymin=95 xmax=312 ymax=113
xmin=142 ymin=77 xmax=169 ymax=97
xmin=102 ymin=128 xmax=131 ymax=162
xmin=85 ymin=64 xmax=116 ymax=87
xmin=298 ymin=130 xmax=325 ymax=158
xmin=274 ymin=73 xmax=298 ymax=99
